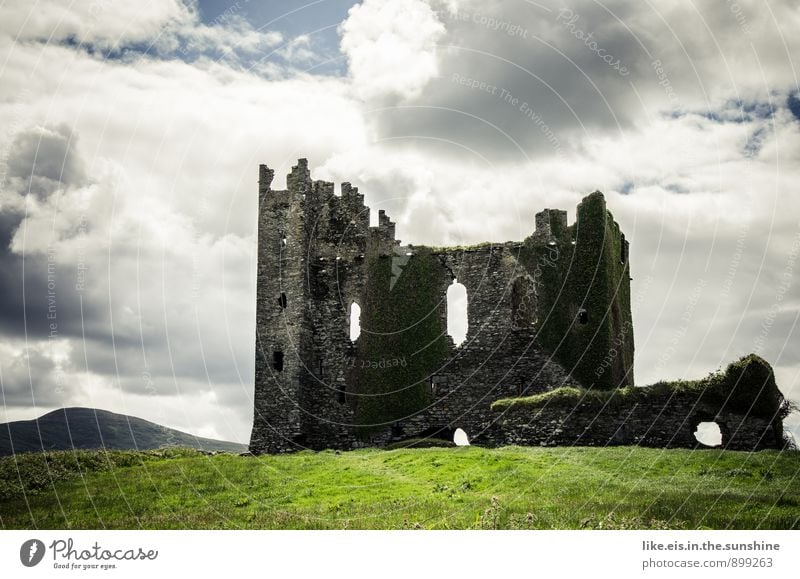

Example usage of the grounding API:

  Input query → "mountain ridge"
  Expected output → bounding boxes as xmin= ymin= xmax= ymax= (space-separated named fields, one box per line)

xmin=0 ymin=407 xmax=246 ymax=456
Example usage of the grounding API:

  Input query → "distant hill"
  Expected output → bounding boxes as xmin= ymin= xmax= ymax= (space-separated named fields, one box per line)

xmin=0 ymin=407 xmax=247 ymax=456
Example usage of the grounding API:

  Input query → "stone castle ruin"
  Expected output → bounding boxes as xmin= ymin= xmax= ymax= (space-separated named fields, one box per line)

xmin=249 ymin=159 xmax=790 ymax=454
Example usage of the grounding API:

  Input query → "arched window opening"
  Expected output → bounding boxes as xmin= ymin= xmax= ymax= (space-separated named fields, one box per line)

xmin=694 ymin=422 xmax=722 ymax=447
xmin=447 ymin=280 xmax=468 ymax=346
xmin=273 ymin=351 xmax=284 ymax=372
xmin=453 ymin=428 xmax=470 ymax=447
xmin=577 ymin=308 xmax=588 ymax=325
xmin=349 ymin=302 xmax=361 ymax=341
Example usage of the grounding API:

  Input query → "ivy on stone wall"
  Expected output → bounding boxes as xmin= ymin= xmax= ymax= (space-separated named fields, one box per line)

xmin=517 ymin=193 xmax=633 ymax=389
xmin=350 ymin=247 xmax=449 ymax=436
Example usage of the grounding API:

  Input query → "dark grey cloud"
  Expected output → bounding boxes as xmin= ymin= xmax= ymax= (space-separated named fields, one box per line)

xmin=0 ymin=128 xmax=100 ymax=340
xmin=363 ymin=0 xmax=800 ymax=163
xmin=0 ymin=346 xmax=79 ymax=407
xmin=372 ymin=0 xmax=646 ymax=161
xmin=6 ymin=124 xmax=87 ymax=198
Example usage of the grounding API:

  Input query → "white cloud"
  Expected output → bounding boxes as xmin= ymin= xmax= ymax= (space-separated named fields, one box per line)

xmin=0 ymin=0 xmax=193 ymax=49
xmin=274 ymin=35 xmax=316 ymax=64
xmin=0 ymin=0 xmax=284 ymax=64
xmin=339 ymin=0 xmax=447 ymax=100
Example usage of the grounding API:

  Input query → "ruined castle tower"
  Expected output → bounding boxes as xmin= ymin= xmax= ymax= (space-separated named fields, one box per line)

xmin=250 ymin=159 xmax=634 ymax=454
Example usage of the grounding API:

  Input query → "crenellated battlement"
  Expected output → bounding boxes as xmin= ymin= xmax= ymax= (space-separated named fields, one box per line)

xmin=534 ymin=208 xmax=568 ymax=241
xmin=258 ymin=159 xmax=401 ymax=260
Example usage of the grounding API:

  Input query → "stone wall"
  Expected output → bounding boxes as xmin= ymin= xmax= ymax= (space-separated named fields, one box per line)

xmin=488 ymin=392 xmax=784 ymax=451
xmin=250 ymin=159 xmax=635 ymax=453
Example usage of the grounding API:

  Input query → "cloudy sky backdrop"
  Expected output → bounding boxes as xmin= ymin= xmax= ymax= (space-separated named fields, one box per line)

xmin=0 ymin=0 xmax=798 ymax=443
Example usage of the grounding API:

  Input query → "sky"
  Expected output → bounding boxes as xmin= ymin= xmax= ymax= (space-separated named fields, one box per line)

xmin=0 ymin=0 xmax=798 ymax=444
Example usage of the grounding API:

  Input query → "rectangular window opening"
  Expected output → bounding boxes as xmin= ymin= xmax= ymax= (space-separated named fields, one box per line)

xmin=273 ymin=350 xmax=284 ymax=371
xmin=430 ymin=375 xmax=449 ymax=396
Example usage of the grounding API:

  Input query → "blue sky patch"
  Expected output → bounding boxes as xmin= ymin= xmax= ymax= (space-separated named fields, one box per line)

xmin=788 ymin=91 xmax=800 ymax=122
xmin=197 ymin=0 xmax=355 ymax=75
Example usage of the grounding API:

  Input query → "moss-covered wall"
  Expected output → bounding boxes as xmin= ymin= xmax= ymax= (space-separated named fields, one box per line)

xmin=492 ymin=354 xmax=785 ymax=416
xmin=519 ymin=193 xmax=633 ymax=389
xmin=349 ymin=248 xmax=449 ymax=434
xmin=489 ymin=355 xmax=789 ymax=450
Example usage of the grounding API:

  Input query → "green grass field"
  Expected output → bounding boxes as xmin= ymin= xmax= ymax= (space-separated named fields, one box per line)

xmin=1 ymin=446 xmax=798 ymax=530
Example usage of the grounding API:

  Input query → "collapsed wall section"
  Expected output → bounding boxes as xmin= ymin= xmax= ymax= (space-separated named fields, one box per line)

xmin=490 ymin=397 xmax=782 ymax=450
xmin=489 ymin=355 xmax=788 ymax=450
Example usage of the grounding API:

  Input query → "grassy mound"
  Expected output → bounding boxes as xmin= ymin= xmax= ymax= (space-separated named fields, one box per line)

xmin=1 ymin=446 xmax=798 ymax=530
xmin=0 ymin=447 xmax=199 ymax=502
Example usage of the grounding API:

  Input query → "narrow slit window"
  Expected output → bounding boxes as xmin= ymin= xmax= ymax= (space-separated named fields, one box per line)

xmin=349 ymin=302 xmax=361 ymax=341
xmin=273 ymin=350 xmax=284 ymax=371
xmin=278 ymin=293 xmax=287 ymax=309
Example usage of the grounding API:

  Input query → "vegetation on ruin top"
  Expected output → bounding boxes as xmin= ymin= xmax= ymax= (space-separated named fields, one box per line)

xmin=491 ymin=354 xmax=793 ymax=421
